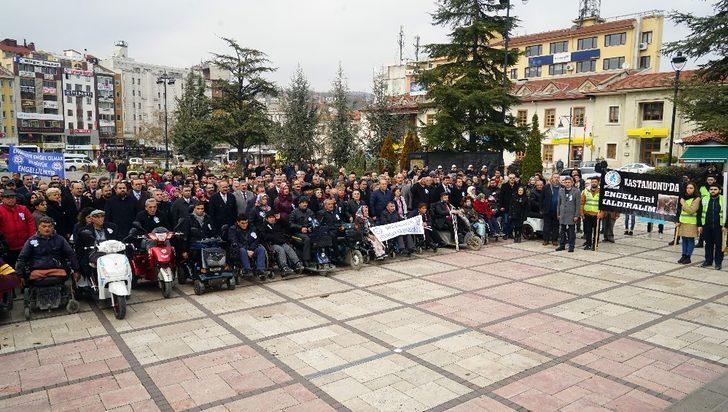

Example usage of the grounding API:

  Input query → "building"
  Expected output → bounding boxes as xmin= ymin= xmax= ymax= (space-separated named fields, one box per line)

xmin=0 ymin=66 xmax=15 ymax=140
xmin=101 ymin=41 xmax=187 ymax=145
xmin=0 ymin=39 xmax=65 ymax=149
xmin=94 ymin=65 xmax=119 ymax=150
xmin=57 ymin=49 xmax=99 ymax=155
xmin=190 ymin=61 xmax=228 ymax=99
xmin=499 ymin=11 xmax=664 ymax=81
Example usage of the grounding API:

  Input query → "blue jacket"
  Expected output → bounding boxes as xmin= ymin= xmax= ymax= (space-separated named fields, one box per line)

xmin=16 ymin=233 xmax=79 ymax=273
xmin=228 ymin=225 xmax=261 ymax=251
xmin=369 ymin=189 xmax=393 ymax=220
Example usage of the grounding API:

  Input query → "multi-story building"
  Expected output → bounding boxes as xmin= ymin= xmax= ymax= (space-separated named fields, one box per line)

xmin=190 ymin=61 xmax=228 ymax=99
xmin=0 ymin=39 xmax=65 ymax=150
xmin=0 ymin=66 xmax=15 ymax=140
xmin=101 ymin=41 xmax=187 ymax=145
xmin=500 ymin=11 xmax=664 ymax=81
xmin=94 ymin=65 xmax=118 ymax=150
xmin=58 ymin=49 xmax=99 ymax=154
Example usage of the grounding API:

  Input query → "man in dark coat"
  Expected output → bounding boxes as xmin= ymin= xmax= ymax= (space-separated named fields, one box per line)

xmin=170 ymin=186 xmax=199 ymax=228
xmin=62 ymin=181 xmax=93 ymax=235
xmin=410 ymin=176 xmax=432 ymax=208
xmin=105 ymin=181 xmax=138 ymax=238
xmin=133 ymin=199 xmax=170 ymax=234
xmin=208 ymin=181 xmax=238 ymax=231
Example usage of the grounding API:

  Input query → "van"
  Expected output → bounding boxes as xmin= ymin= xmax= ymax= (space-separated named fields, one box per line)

xmin=64 ymin=157 xmax=94 ymax=172
xmin=64 ymin=153 xmax=93 ymax=163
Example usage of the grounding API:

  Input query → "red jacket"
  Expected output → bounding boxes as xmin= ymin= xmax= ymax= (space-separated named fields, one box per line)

xmin=0 ymin=204 xmax=36 ymax=251
xmin=473 ymin=199 xmax=494 ymax=219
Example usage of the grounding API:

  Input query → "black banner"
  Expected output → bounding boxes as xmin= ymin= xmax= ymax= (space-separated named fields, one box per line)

xmin=599 ymin=169 xmax=682 ymax=222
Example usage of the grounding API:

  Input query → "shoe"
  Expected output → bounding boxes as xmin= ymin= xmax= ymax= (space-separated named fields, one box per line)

xmin=697 ymin=242 xmax=704 ymax=248
xmin=552 ymin=241 xmax=558 ymax=246
xmin=605 ymin=239 xmax=615 ymax=243
xmin=555 ymin=246 xmax=566 ymax=251
xmin=583 ymin=244 xmax=592 ymax=250
xmin=668 ymin=240 xmax=676 ymax=246
xmin=568 ymin=247 xmax=574 ymax=252
xmin=659 ymin=233 xmax=664 ymax=239
xmin=267 ymin=271 xmax=274 ymax=279
xmin=677 ymin=255 xmax=687 ymax=264
xmin=701 ymin=261 xmax=712 ymax=268
xmin=258 ymin=274 xmax=266 ymax=281
xmin=295 ymin=262 xmax=304 ymax=271
xmin=624 ymin=230 xmax=629 ymax=235
xmin=716 ymin=264 xmax=722 ymax=271
xmin=628 ymin=231 xmax=633 ymax=236
xmin=542 ymin=241 xmax=549 ymax=246
xmin=684 ymin=257 xmax=691 ymax=264
xmin=281 ymin=267 xmax=293 ymax=277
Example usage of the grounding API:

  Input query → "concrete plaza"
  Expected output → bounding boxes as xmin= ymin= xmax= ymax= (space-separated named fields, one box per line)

xmin=1 ymin=223 xmax=727 ymax=411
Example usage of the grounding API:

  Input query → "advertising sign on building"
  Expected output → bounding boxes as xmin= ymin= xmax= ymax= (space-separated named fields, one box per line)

xmin=553 ymin=52 xmax=571 ymax=64
xmin=409 ymin=81 xmax=427 ymax=96
xmin=64 ymin=68 xmax=93 ymax=77
xmin=42 ymin=87 xmax=57 ymax=95
xmin=42 ymin=101 xmax=59 ymax=109
xmin=599 ymin=169 xmax=682 ymax=222
xmin=18 ymin=70 xmax=35 ymax=78
xmin=70 ymin=129 xmax=92 ymax=135
xmin=16 ymin=112 xmax=64 ymax=121
xmin=15 ymin=56 xmax=61 ymax=68
xmin=64 ymin=90 xmax=93 ymax=97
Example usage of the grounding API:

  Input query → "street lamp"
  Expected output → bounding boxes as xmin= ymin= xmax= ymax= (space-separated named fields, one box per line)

xmin=558 ymin=108 xmax=574 ymax=168
xmin=667 ymin=51 xmax=687 ymax=167
xmin=156 ymin=72 xmax=175 ymax=171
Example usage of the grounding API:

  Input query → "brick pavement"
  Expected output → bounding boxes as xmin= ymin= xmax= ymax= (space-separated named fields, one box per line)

xmin=1 ymin=224 xmax=727 ymax=411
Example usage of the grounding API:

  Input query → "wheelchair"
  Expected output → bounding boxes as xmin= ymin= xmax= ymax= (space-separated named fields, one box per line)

xmin=330 ymin=223 xmax=366 ymax=270
xmin=22 ymin=265 xmax=79 ymax=320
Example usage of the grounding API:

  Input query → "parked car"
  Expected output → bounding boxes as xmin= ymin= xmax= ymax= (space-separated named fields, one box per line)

xmin=618 ymin=163 xmax=655 ymax=174
xmin=559 ymin=167 xmax=600 ymax=182
xmin=64 ymin=157 xmax=94 ymax=172
xmin=128 ymin=157 xmax=143 ymax=167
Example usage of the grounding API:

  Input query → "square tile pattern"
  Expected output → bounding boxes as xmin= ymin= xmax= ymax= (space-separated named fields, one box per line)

xmin=3 ymin=229 xmax=728 ymax=412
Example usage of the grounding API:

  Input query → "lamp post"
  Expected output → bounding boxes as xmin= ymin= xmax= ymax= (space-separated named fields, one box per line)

xmin=156 ymin=72 xmax=175 ymax=171
xmin=558 ymin=108 xmax=574 ymax=168
xmin=667 ymin=52 xmax=687 ymax=167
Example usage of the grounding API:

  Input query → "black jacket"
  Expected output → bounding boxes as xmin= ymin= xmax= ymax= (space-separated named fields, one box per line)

xmin=46 ymin=200 xmax=69 ymax=238
xmin=179 ymin=213 xmax=216 ymax=248
xmin=208 ymin=192 xmax=238 ymax=231
xmin=450 ymin=184 xmax=468 ymax=208
xmin=16 ymin=233 xmax=79 ymax=273
xmin=499 ymin=182 xmax=518 ymax=212
xmin=431 ymin=201 xmax=453 ymax=230
xmin=317 ymin=209 xmax=343 ymax=233
xmin=509 ymin=195 xmax=529 ymax=225
xmin=170 ymin=197 xmax=198 ymax=228
xmin=105 ymin=194 xmax=138 ymax=238
xmin=289 ymin=207 xmax=315 ymax=233
xmin=260 ymin=221 xmax=290 ymax=245
xmin=410 ymin=183 xmax=431 ymax=208
xmin=228 ymin=225 xmax=260 ymax=251
xmin=379 ymin=209 xmax=401 ymax=225
xmin=528 ymin=189 xmax=544 ymax=217
xmin=61 ymin=193 xmax=93 ymax=231
xmin=133 ymin=210 xmax=170 ymax=233
xmin=81 ymin=222 xmax=122 ymax=243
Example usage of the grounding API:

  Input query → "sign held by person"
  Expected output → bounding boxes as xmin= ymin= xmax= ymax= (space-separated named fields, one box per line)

xmin=370 ymin=215 xmax=424 ymax=242
xmin=8 ymin=145 xmax=65 ymax=178
xmin=599 ymin=169 xmax=681 ymax=222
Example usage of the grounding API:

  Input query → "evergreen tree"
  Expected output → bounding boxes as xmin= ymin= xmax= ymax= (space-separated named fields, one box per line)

xmin=664 ymin=0 xmax=728 ymax=138
xmin=277 ymin=66 xmax=319 ymax=163
xmin=378 ymin=135 xmax=398 ymax=174
xmin=367 ymin=73 xmax=408 ymax=153
xmin=521 ymin=114 xmax=543 ymax=178
xmin=419 ymin=0 xmax=523 ymax=160
xmin=208 ymin=38 xmax=277 ymax=170
xmin=327 ymin=64 xmax=357 ymax=167
xmin=398 ymin=131 xmax=422 ymax=171
xmin=171 ymin=72 xmax=213 ymax=161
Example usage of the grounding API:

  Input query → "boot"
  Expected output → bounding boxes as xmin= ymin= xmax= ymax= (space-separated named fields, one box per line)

xmin=677 ymin=255 xmax=687 ymax=264
xmin=684 ymin=256 xmax=691 ymax=264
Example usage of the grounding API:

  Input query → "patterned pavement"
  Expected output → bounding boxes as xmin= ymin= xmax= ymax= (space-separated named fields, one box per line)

xmin=1 ymin=222 xmax=727 ymax=411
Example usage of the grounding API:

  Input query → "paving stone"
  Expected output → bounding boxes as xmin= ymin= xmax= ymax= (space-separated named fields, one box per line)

xmin=368 ymin=278 xmax=459 ymax=304
xmin=220 ymin=302 xmax=328 ymax=340
xmin=347 ymin=308 xmax=462 ymax=347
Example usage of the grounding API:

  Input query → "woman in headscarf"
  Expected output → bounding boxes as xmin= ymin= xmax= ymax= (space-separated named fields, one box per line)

xmin=354 ymin=205 xmax=386 ymax=259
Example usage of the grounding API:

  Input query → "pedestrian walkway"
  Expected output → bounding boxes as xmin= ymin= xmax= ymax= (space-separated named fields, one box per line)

xmin=0 ymin=224 xmax=726 ymax=411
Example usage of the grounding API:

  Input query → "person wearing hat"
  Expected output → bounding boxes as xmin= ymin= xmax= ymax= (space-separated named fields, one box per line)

xmin=260 ymin=210 xmax=302 ymax=276
xmin=84 ymin=209 xmax=120 ymax=243
xmin=289 ymin=196 xmax=315 ymax=264
xmin=0 ymin=189 xmax=36 ymax=267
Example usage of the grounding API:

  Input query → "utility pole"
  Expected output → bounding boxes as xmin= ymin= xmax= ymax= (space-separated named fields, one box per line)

xmin=398 ymin=26 xmax=405 ymax=64
xmin=413 ymin=35 xmax=421 ymax=61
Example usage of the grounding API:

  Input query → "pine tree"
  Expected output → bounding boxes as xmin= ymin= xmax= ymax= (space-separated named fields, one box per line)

xmin=171 ymin=72 xmax=213 ymax=161
xmin=276 ymin=66 xmax=319 ymax=164
xmin=367 ymin=73 xmax=408 ymax=154
xmin=208 ymin=38 xmax=277 ymax=171
xmin=521 ymin=114 xmax=543 ymax=178
xmin=419 ymin=0 xmax=523 ymax=160
xmin=378 ymin=135 xmax=398 ymax=174
xmin=398 ymin=131 xmax=421 ymax=171
xmin=327 ymin=64 xmax=357 ymax=167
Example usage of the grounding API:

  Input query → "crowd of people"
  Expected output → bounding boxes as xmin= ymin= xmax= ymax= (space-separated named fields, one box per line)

xmin=0 ymin=159 xmax=724 ymax=288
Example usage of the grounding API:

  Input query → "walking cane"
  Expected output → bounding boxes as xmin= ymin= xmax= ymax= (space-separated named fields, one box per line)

xmin=592 ymin=217 xmax=599 ymax=251
xmin=594 ymin=218 xmax=601 ymax=250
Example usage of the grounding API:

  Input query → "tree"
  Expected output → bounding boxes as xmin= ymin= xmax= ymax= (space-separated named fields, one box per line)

xmin=209 ymin=38 xmax=277 ymax=170
xmin=366 ymin=73 xmax=408 ymax=153
xmin=171 ymin=72 xmax=214 ymax=161
xmin=521 ymin=114 xmax=543 ymax=178
xmin=137 ymin=110 xmax=169 ymax=149
xmin=663 ymin=0 xmax=728 ymax=138
xmin=276 ymin=66 xmax=319 ymax=163
xmin=327 ymin=64 xmax=358 ymax=167
xmin=378 ymin=135 xmax=398 ymax=174
xmin=398 ymin=130 xmax=421 ymax=171
xmin=419 ymin=0 xmax=524 ymax=160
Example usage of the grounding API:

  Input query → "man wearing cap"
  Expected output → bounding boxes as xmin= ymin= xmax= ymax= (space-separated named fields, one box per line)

xmin=0 ymin=189 xmax=36 ymax=267
xmin=84 ymin=210 xmax=120 ymax=243
xmin=289 ymin=196 xmax=315 ymax=264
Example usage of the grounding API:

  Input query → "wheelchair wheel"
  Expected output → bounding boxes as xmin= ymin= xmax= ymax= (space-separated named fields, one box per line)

xmin=464 ymin=232 xmax=483 ymax=251
xmin=227 ymin=278 xmax=235 ymax=291
xmin=522 ymin=224 xmax=534 ymax=240
xmin=66 ymin=299 xmax=80 ymax=314
xmin=348 ymin=250 xmax=364 ymax=271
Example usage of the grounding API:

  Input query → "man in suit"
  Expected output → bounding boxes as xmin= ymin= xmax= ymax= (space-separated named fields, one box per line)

xmin=170 ymin=186 xmax=198 ymax=227
xmin=62 ymin=181 xmax=93 ymax=234
xmin=233 ymin=181 xmax=255 ymax=217
xmin=208 ymin=181 xmax=238 ymax=231
xmin=429 ymin=175 xmax=452 ymax=205
xmin=129 ymin=179 xmax=151 ymax=214
xmin=15 ymin=174 xmax=35 ymax=206
xmin=105 ymin=181 xmax=138 ymax=238
xmin=410 ymin=176 xmax=432 ymax=208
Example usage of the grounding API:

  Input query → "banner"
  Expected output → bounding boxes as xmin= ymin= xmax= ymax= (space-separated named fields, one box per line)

xmin=369 ymin=215 xmax=424 ymax=242
xmin=599 ymin=169 xmax=681 ymax=222
xmin=8 ymin=146 xmax=65 ymax=178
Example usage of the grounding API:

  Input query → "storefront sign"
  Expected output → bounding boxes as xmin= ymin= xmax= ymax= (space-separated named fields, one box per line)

xmin=64 ymin=68 xmax=93 ymax=77
xmin=17 ymin=112 xmax=63 ymax=121
xmin=553 ymin=52 xmax=570 ymax=64
xmin=599 ymin=169 xmax=681 ymax=222
xmin=15 ymin=57 xmax=60 ymax=68
xmin=43 ymin=73 xmax=56 ymax=81
xmin=20 ymin=85 xmax=35 ymax=93
xmin=42 ymin=87 xmax=57 ymax=95
xmin=8 ymin=146 xmax=65 ymax=177
xmin=42 ymin=101 xmax=59 ymax=109
xmin=64 ymin=90 xmax=93 ymax=97
xmin=18 ymin=70 xmax=35 ymax=78
xmin=70 ymin=129 xmax=92 ymax=135
xmin=18 ymin=127 xmax=65 ymax=134
xmin=626 ymin=128 xmax=669 ymax=138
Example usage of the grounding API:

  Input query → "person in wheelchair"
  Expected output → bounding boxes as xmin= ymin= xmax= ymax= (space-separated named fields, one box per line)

xmin=379 ymin=201 xmax=415 ymax=255
xmin=460 ymin=197 xmax=486 ymax=238
xmin=408 ymin=203 xmax=443 ymax=250
xmin=355 ymin=205 xmax=386 ymax=259
xmin=16 ymin=217 xmax=80 ymax=283
xmin=179 ymin=203 xmax=216 ymax=262
xmin=431 ymin=192 xmax=465 ymax=236
xmin=260 ymin=211 xmax=302 ymax=276
xmin=76 ymin=210 xmax=121 ymax=287
xmin=317 ymin=199 xmax=343 ymax=238
xmin=289 ymin=196 xmax=315 ymax=265
xmin=229 ymin=214 xmax=267 ymax=280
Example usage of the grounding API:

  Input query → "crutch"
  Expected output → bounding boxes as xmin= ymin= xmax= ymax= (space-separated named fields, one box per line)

xmin=673 ymin=224 xmax=680 ymax=248
xmin=451 ymin=209 xmax=460 ymax=251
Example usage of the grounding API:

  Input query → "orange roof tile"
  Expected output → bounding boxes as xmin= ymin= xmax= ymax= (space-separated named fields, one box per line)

xmin=682 ymin=131 xmax=725 ymax=144
xmin=496 ymin=19 xmax=635 ymax=47
xmin=513 ymin=73 xmax=620 ymax=102
xmin=599 ymin=70 xmax=696 ymax=92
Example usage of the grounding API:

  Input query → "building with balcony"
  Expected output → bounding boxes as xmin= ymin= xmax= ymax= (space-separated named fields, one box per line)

xmin=0 ymin=66 xmax=15 ymax=140
xmin=58 ymin=49 xmax=100 ymax=154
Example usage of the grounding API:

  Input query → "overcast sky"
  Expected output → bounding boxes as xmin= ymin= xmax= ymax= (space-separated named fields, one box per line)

xmin=2 ymin=0 xmax=715 ymax=92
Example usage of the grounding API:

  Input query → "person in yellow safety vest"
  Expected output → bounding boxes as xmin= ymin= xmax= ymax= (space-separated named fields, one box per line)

xmin=698 ymin=184 xmax=725 ymax=270
xmin=677 ymin=183 xmax=701 ymax=264
xmin=697 ymin=174 xmax=718 ymax=248
xmin=580 ymin=177 xmax=600 ymax=250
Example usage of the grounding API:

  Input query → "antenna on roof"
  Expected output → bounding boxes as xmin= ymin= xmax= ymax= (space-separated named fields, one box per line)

xmin=398 ymin=26 xmax=405 ymax=64
xmin=414 ymin=35 xmax=421 ymax=62
xmin=576 ymin=0 xmax=601 ymax=27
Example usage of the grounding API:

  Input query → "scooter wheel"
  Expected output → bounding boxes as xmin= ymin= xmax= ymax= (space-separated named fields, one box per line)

xmin=66 ymin=299 xmax=80 ymax=314
xmin=162 ymin=281 xmax=173 ymax=299
xmin=193 ymin=280 xmax=205 ymax=295
xmin=113 ymin=295 xmax=127 ymax=320
xmin=23 ymin=306 xmax=31 ymax=320
xmin=227 ymin=279 xmax=235 ymax=291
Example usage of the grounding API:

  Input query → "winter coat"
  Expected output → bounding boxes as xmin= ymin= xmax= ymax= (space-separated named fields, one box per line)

xmin=16 ymin=233 xmax=78 ymax=273
xmin=369 ymin=189 xmax=393 ymax=220
xmin=228 ymin=225 xmax=260 ymax=251
xmin=259 ymin=221 xmax=290 ymax=245
xmin=105 ymin=194 xmax=138 ymax=238
xmin=208 ymin=192 xmax=238 ymax=231
xmin=273 ymin=193 xmax=294 ymax=222
xmin=0 ymin=204 xmax=36 ymax=251
xmin=509 ymin=195 xmax=528 ymax=227
xmin=133 ymin=210 xmax=170 ymax=233
xmin=557 ymin=187 xmax=581 ymax=224
xmin=289 ymin=207 xmax=315 ymax=233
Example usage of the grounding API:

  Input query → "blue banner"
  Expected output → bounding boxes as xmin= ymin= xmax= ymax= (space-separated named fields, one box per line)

xmin=8 ymin=146 xmax=65 ymax=178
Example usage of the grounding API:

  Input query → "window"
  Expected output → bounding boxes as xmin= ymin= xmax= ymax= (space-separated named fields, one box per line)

xmin=550 ymin=41 xmax=568 ymax=54
xmin=548 ymin=63 xmax=567 ymax=75
xmin=603 ymin=57 xmax=625 ymax=70
xmin=524 ymin=66 xmax=541 ymax=78
xmin=85 ymin=85 xmax=91 ymax=92
xmin=642 ymin=102 xmax=664 ymax=121
xmin=576 ymin=60 xmax=596 ymax=73
xmin=510 ymin=68 xmax=517 ymax=79
xmin=87 ymin=111 xmax=92 ymax=119
xmin=543 ymin=144 xmax=554 ymax=163
xmin=544 ymin=109 xmax=556 ymax=127
xmin=68 ymin=122 xmax=73 ymax=130
xmin=87 ymin=123 xmax=93 ymax=130
xmin=137 ymin=78 xmax=141 ymax=85
xmin=138 ymin=102 xmax=141 ymax=109
xmin=67 ymin=109 xmax=73 ymax=116
xmin=604 ymin=32 xmax=626 ymax=46
xmin=525 ymin=45 xmax=542 ymax=57
xmin=641 ymin=31 xmax=653 ymax=44
xmin=516 ymin=110 xmax=528 ymax=126
xmin=608 ymin=106 xmax=620 ymax=123
xmin=66 ymin=96 xmax=72 ymax=104
xmin=639 ymin=56 xmax=651 ymax=69
xmin=86 ymin=98 xmax=92 ymax=105
xmin=606 ymin=143 xmax=617 ymax=159
xmin=132 ymin=90 xmax=135 ymax=96
xmin=572 ymin=107 xmax=585 ymax=127
xmin=577 ymin=37 xmax=597 ymax=50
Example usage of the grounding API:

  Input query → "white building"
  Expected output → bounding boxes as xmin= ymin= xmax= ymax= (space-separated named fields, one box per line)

xmin=101 ymin=41 xmax=187 ymax=143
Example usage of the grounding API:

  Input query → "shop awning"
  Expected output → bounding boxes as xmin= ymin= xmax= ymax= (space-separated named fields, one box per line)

xmin=680 ymin=145 xmax=728 ymax=163
xmin=550 ymin=137 xmax=593 ymax=145
xmin=627 ymin=128 xmax=669 ymax=138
